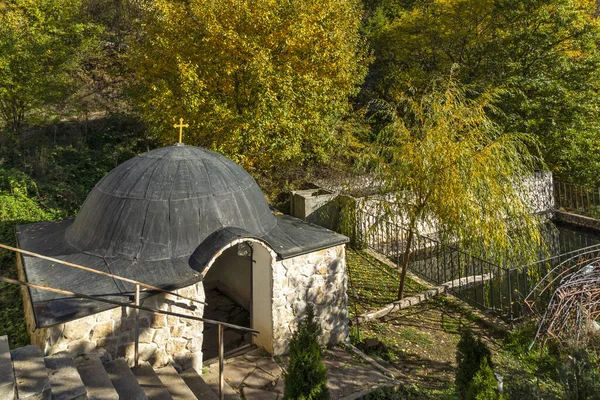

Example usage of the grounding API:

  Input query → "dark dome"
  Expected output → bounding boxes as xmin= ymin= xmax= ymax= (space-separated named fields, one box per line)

xmin=65 ymin=144 xmax=277 ymax=261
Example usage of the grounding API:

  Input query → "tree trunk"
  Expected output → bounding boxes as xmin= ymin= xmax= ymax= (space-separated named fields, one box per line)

xmin=397 ymin=228 xmax=414 ymax=300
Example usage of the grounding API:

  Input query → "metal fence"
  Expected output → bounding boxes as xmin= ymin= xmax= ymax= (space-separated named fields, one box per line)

xmin=355 ymin=209 xmax=600 ymax=322
xmin=555 ymin=180 xmax=600 ymax=218
xmin=513 ymin=244 xmax=600 ymax=318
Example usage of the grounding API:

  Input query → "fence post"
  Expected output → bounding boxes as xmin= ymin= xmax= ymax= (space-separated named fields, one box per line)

xmin=219 ymin=324 xmax=224 ymax=400
xmin=134 ymin=284 xmax=140 ymax=368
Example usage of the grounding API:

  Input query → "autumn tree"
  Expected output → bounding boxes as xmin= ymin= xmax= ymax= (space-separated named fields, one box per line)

xmin=128 ymin=0 xmax=367 ymax=189
xmin=0 ymin=0 xmax=101 ymax=136
xmin=363 ymin=0 xmax=600 ymax=186
xmin=363 ymin=78 xmax=543 ymax=299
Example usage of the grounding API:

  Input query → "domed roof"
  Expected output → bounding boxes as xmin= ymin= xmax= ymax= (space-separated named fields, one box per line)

xmin=65 ymin=144 xmax=277 ymax=261
xmin=17 ymin=144 xmax=348 ymax=327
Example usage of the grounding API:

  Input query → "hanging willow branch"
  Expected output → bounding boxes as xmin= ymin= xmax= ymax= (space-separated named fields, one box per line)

xmin=525 ymin=249 xmax=600 ymax=348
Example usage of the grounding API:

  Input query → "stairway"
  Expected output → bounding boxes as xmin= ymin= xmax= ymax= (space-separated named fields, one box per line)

xmin=0 ymin=336 xmax=240 ymax=400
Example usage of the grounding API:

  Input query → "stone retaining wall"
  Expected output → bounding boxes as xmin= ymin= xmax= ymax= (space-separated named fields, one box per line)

xmin=271 ymin=244 xmax=348 ymax=355
xmin=555 ymin=210 xmax=600 ymax=231
xmin=19 ymin=252 xmax=205 ymax=372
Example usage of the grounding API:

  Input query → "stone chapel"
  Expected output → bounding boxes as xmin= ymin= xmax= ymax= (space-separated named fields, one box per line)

xmin=15 ymin=143 xmax=349 ymax=372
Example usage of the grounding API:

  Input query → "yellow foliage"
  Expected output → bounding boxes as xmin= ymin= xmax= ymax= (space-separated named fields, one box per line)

xmin=129 ymin=0 xmax=367 ymax=177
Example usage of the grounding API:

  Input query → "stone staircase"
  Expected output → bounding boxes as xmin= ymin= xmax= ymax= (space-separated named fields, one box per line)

xmin=0 ymin=336 xmax=239 ymax=400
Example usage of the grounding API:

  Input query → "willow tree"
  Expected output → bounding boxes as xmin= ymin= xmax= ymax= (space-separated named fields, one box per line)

xmin=364 ymin=78 xmax=544 ymax=300
xmin=128 ymin=0 xmax=367 ymax=187
xmin=364 ymin=0 xmax=600 ymax=186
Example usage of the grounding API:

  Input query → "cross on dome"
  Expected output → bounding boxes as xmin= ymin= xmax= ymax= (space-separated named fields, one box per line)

xmin=174 ymin=118 xmax=189 ymax=143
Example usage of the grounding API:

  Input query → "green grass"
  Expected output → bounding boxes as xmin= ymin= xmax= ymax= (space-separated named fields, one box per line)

xmin=346 ymin=249 xmax=429 ymax=316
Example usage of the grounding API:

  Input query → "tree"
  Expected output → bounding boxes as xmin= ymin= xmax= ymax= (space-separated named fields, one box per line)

xmin=128 ymin=0 xmax=368 ymax=188
xmin=0 ymin=0 xmax=101 ymax=136
xmin=455 ymin=329 xmax=493 ymax=398
xmin=363 ymin=0 xmax=600 ymax=186
xmin=362 ymin=78 xmax=543 ymax=300
xmin=283 ymin=304 xmax=329 ymax=400
xmin=467 ymin=357 xmax=506 ymax=400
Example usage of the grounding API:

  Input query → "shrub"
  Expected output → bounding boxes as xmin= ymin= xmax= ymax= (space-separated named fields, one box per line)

xmin=467 ymin=358 xmax=505 ymax=400
xmin=456 ymin=329 xmax=492 ymax=398
xmin=560 ymin=347 xmax=600 ymax=400
xmin=283 ymin=304 xmax=329 ymax=400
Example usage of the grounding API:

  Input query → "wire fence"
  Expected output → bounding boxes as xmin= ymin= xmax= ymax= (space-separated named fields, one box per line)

xmin=355 ymin=209 xmax=600 ymax=322
xmin=555 ymin=180 xmax=600 ymax=218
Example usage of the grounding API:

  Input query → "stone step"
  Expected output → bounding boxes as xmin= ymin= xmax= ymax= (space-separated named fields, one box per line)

xmin=155 ymin=365 xmax=198 ymax=400
xmin=201 ymin=368 xmax=242 ymax=399
xmin=104 ymin=358 xmax=148 ymax=400
xmin=191 ymin=368 xmax=241 ymax=400
xmin=74 ymin=353 xmax=119 ymax=400
xmin=10 ymin=345 xmax=51 ymax=400
xmin=44 ymin=352 xmax=86 ymax=400
xmin=0 ymin=336 xmax=15 ymax=400
xmin=131 ymin=362 xmax=174 ymax=400
xmin=180 ymin=369 xmax=220 ymax=400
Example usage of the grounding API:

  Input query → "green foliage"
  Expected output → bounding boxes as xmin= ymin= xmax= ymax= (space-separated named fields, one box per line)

xmin=559 ymin=348 xmax=600 ymax=400
xmin=283 ymin=304 xmax=329 ymax=400
xmin=362 ymin=78 xmax=544 ymax=298
xmin=364 ymin=0 xmax=600 ymax=186
xmin=467 ymin=358 xmax=505 ymax=400
xmin=0 ymin=167 xmax=62 ymax=348
xmin=456 ymin=329 xmax=493 ymax=398
xmin=0 ymin=0 xmax=102 ymax=135
xmin=362 ymin=385 xmax=417 ymax=399
xmin=129 ymin=0 xmax=368 ymax=191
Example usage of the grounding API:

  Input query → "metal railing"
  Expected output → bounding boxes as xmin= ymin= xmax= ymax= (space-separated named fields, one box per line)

xmin=555 ymin=180 xmax=600 ymax=218
xmin=356 ymin=209 xmax=600 ymax=322
xmin=356 ymin=210 xmax=513 ymax=318
xmin=0 ymin=244 xmax=258 ymax=400
xmin=516 ymin=244 xmax=600 ymax=318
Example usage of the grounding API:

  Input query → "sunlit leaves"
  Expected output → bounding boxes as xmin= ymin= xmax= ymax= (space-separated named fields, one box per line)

xmin=365 ymin=0 xmax=600 ymax=186
xmin=363 ymin=79 xmax=544 ymax=275
xmin=0 ymin=0 xmax=101 ymax=134
xmin=129 ymin=0 xmax=367 ymax=180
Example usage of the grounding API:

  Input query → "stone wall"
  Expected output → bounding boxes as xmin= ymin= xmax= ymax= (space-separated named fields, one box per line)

xmin=19 ymin=252 xmax=205 ymax=372
xmin=303 ymin=170 xmax=556 ymax=241
xmin=19 ymin=240 xmax=349 ymax=365
xmin=271 ymin=244 xmax=348 ymax=355
xmin=555 ymin=210 xmax=600 ymax=231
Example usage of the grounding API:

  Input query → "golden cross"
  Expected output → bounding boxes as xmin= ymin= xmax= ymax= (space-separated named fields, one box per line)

xmin=173 ymin=118 xmax=189 ymax=143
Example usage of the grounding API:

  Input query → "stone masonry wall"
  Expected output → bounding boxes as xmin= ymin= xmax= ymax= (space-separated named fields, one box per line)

xmin=19 ymin=255 xmax=206 ymax=373
xmin=271 ymin=244 xmax=348 ymax=355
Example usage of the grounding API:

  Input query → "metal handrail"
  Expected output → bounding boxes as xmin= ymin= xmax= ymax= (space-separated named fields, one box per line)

xmin=0 ymin=243 xmax=207 ymax=307
xmin=0 ymin=274 xmax=257 ymax=400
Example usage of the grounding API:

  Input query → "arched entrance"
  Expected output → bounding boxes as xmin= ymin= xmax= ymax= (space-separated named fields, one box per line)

xmin=201 ymin=240 xmax=274 ymax=361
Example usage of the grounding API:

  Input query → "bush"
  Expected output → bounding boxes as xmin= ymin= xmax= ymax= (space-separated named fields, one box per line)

xmin=456 ymin=329 xmax=492 ymax=398
xmin=467 ymin=358 xmax=505 ymax=400
xmin=362 ymin=385 xmax=416 ymax=399
xmin=283 ymin=304 xmax=329 ymax=400
xmin=560 ymin=348 xmax=600 ymax=400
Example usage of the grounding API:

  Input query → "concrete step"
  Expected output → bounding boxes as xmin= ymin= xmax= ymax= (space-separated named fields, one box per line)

xmin=0 ymin=336 xmax=15 ymax=400
xmin=10 ymin=345 xmax=51 ymax=400
xmin=155 ymin=365 xmax=198 ymax=400
xmin=75 ymin=353 xmax=119 ymax=400
xmin=131 ymin=362 xmax=173 ymax=400
xmin=200 ymin=368 xmax=241 ymax=399
xmin=44 ymin=352 xmax=86 ymax=400
xmin=104 ymin=358 xmax=148 ymax=400
xmin=180 ymin=369 xmax=220 ymax=400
